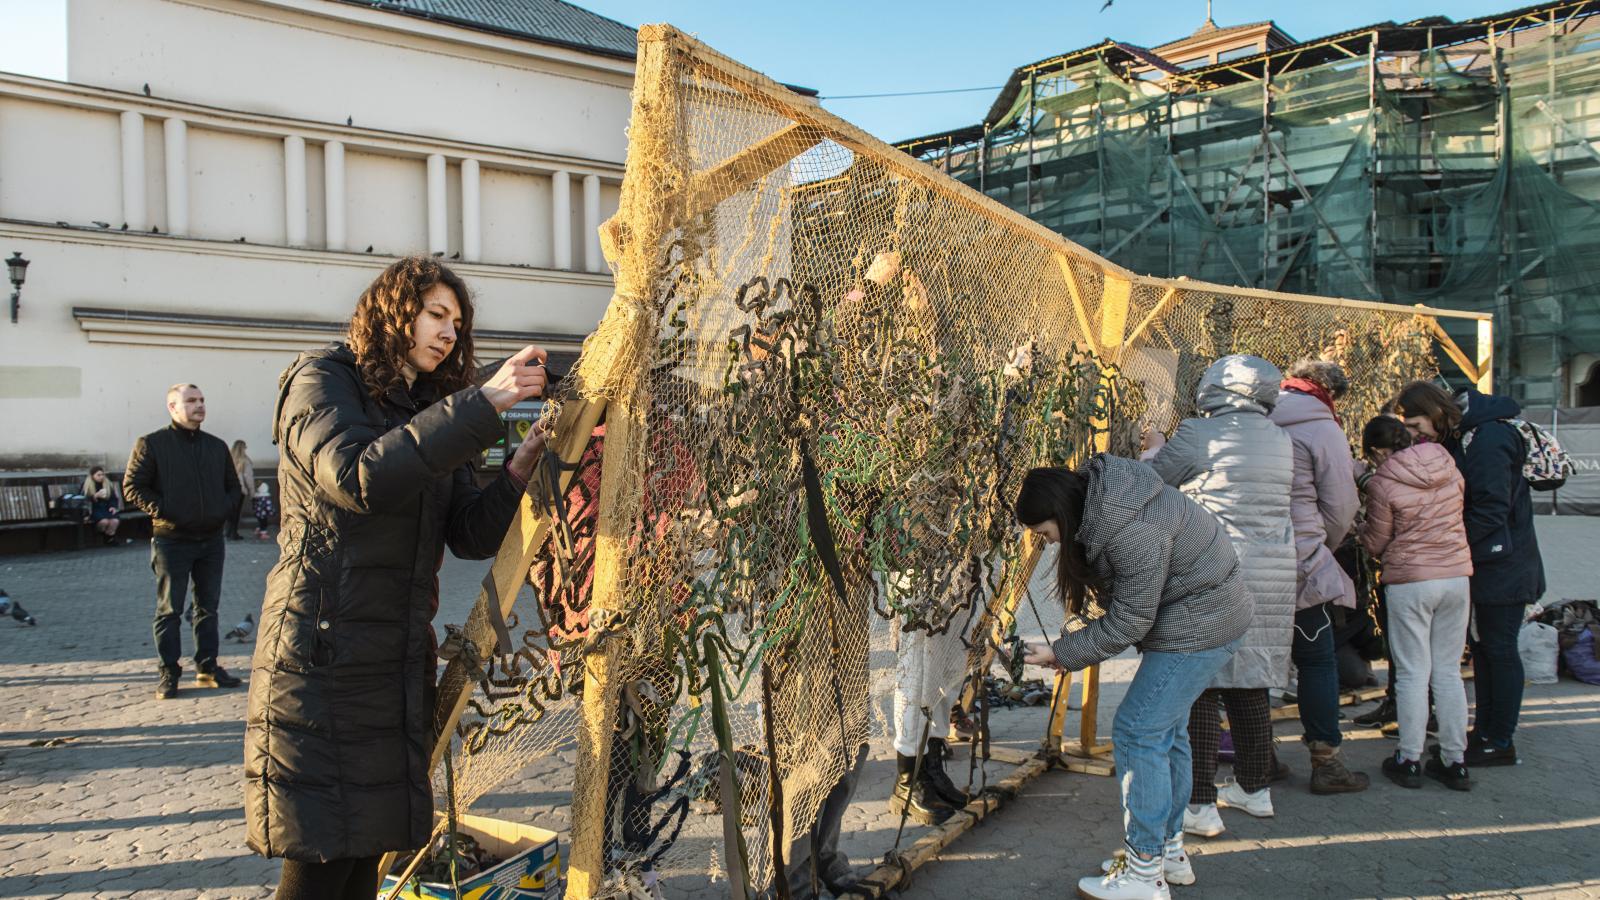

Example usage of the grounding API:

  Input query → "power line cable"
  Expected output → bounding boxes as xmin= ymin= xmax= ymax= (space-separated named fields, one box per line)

xmin=825 ymin=84 xmax=998 ymax=99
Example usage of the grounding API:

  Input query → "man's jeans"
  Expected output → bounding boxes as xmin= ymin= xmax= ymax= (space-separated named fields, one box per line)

xmin=1471 ymin=603 xmax=1528 ymax=745
xmin=151 ymin=535 xmax=225 ymax=673
xmin=1112 ymin=638 xmax=1240 ymax=858
xmin=785 ymin=742 xmax=866 ymax=898
xmin=1291 ymin=602 xmax=1342 ymax=745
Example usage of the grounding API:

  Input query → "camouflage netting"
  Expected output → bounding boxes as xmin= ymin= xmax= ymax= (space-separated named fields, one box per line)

xmin=426 ymin=25 xmax=1483 ymax=899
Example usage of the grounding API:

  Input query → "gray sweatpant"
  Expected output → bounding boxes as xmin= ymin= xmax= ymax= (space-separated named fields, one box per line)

xmin=1385 ymin=576 xmax=1471 ymax=764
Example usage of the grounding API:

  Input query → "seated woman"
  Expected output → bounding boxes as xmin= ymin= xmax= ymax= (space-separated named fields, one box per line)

xmin=82 ymin=465 xmax=125 ymax=545
xmin=244 ymin=256 xmax=551 ymax=900
xmin=1018 ymin=455 xmax=1250 ymax=900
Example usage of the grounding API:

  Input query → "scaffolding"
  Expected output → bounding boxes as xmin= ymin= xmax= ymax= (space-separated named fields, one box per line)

xmin=900 ymin=1 xmax=1600 ymax=405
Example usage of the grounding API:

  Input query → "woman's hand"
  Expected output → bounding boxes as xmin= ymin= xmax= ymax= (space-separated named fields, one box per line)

xmin=1022 ymin=641 xmax=1059 ymax=669
xmin=1141 ymin=428 xmax=1166 ymax=453
xmin=481 ymin=345 xmax=549 ymax=413
xmin=506 ymin=423 xmax=548 ymax=484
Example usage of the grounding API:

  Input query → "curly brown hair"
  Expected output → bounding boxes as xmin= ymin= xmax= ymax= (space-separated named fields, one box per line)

xmin=347 ymin=256 xmax=475 ymax=401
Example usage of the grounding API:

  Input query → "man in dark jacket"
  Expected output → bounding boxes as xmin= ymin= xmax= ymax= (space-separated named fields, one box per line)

xmin=1451 ymin=388 xmax=1546 ymax=765
xmin=124 ymin=383 xmax=243 ymax=699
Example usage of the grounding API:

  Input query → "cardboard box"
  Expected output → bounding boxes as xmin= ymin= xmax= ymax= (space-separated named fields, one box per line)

xmin=380 ymin=813 xmax=561 ymax=899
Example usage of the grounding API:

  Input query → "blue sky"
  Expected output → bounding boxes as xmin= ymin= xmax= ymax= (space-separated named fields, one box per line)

xmin=0 ymin=0 xmax=1510 ymax=141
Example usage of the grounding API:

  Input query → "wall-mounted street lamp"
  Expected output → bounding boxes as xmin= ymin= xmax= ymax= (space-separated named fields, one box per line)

xmin=7 ymin=252 xmax=28 ymax=324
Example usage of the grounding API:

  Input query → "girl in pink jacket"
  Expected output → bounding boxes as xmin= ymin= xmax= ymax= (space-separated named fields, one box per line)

xmin=1358 ymin=416 xmax=1474 ymax=792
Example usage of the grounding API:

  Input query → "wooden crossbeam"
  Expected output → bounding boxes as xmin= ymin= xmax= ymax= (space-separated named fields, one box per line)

xmin=666 ymin=23 xmax=1142 ymax=284
xmin=432 ymin=398 xmax=607 ymax=769
xmin=1421 ymin=315 xmax=1482 ymax=385
xmin=1098 ymin=275 xmax=1133 ymax=361
xmin=1121 ymin=286 xmax=1179 ymax=353
xmin=684 ymin=123 xmax=825 ymax=222
xmin=840 ymin=751 xmax=1053 ymax=899
xmin=1056 ymin=253 xmax=1102 ymax=358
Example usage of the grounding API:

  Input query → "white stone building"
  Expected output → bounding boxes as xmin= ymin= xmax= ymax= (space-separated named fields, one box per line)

xmin=0 ymin=0 xmax=636 ymax=473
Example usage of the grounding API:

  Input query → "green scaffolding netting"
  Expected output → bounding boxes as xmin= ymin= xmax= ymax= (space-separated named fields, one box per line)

xmin=913 ymin=27 xmax=1600 ymax=403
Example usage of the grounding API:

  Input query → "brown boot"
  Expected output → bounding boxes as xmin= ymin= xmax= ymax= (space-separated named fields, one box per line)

xmin=1307 ymin=740 xmax=1370 ymax=794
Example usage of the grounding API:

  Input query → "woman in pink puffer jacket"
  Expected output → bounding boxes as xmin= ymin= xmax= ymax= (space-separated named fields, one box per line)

xmin=1357 ymin=416 xmax=1473 ymax=793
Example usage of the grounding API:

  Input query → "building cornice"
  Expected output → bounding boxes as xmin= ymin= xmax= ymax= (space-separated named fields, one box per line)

xmin=178 ymin=0 xmax=637 ymax=77
xmin=73 ymin=306 xmax=589 ymax=357
xmin=0 ymin=71 xmax=625 ymax=180
xmin=0 ymin=219 xmax=615 ymax=287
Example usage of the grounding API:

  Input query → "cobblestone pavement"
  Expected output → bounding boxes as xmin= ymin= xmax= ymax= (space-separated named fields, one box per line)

xmin=2 ymin=519 xmax=1598 ymax=898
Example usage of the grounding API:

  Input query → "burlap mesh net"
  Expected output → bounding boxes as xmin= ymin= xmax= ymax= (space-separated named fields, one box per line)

xmin=432 ymin=26 xmax=1469 ymax=898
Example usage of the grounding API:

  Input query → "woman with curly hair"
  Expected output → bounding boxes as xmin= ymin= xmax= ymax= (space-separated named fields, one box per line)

xmin=244 ymin=256 xmax=550 ymax=899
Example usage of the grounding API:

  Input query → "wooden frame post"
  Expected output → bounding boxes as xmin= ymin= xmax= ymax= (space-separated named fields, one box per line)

xmin=1477 ymin=317 xmax=1495 ymax=393
xmin=565 ymin=27 xmax=688 ymax=899
xmin=1055 ymin=273 xmax=1136 ymax=767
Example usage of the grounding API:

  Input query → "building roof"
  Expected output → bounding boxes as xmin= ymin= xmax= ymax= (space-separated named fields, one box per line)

xmin=900 ymin=0 xmax=1598 ymax=148
xmin=1153 ymin=18 xmax=1297 ymax=53
xmin=979 ymin=39 xmax=1179 ymax=125
xmin=336 ymin=0 xmax=639 ymax=60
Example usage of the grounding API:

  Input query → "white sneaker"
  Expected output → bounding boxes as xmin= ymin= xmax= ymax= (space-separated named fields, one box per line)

xmin=1182 ymin=803 xmax=1225 ymax=838
xmin=1216 ymin=778 xmax=1275 ymax=818
xmin=1101 ymin=846 xmax=1195 ymax=887
xmin=1079 ymin=854 xmax=1169 ymax=900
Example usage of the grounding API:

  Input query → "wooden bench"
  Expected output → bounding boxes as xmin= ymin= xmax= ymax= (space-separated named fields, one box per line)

xmin=0 ymin=473 xmax=149 ymax=553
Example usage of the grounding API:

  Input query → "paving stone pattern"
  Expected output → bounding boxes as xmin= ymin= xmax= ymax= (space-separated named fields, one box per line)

xmin=3 ymin=520 xmax=1599 ymax=898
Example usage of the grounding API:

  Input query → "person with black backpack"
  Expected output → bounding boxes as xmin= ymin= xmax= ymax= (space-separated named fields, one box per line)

xmin=1394 ymin=381 xmax=1547 ymax=768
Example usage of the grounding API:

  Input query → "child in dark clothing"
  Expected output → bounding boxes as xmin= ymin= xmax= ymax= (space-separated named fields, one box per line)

xmin=251 ymin=482 xmax=276 ymax=540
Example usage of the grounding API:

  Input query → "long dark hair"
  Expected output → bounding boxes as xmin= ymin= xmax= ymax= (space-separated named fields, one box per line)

xmin=1362 ymin=415 xmax=1413 ymax=457
xmin=347 ymin=256 xmax=476 ymax=402
xmin=1015 ymin=467 xmax=1103 ymax=615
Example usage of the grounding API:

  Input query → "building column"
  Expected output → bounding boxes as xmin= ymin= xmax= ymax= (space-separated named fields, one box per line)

xmin=324 ymin=140 xmax=346 ymax=252
xmin=551 ymin=170 xmax=572 ymax=270
xmin=427 ymin=153 xmax=447 ymax=256
xmin=582 ymin=174 xmax=602 ymax=272
xmin=120 ymin=111 xmax=146 ymax=230
xmin=461 ymin=159 xmax=481 ymax=263
xmin=162 ymin=118 xmax=188 ymax=236
xmin=284 ymin=135 xmax=307 ymax=247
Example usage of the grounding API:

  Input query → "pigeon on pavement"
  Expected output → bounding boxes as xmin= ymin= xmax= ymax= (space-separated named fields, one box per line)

xmin=0 ymin=591 xmax=37 ymax=626
xmin=225 ymin=613 xmax=256 ymax=643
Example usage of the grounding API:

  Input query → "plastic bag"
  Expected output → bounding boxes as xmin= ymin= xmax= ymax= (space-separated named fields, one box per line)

xmin=1562 ymin=627 xmax=1600 ymax=686
xmin=1519 ymin=621 xmax=1560 ymax=684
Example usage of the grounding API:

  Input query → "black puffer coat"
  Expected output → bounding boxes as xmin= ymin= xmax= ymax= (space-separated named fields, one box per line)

xmin=245 ymin=343 xmax=521 ymax=862
xmin=1448 ymin=388 xmax=1546 ymax=606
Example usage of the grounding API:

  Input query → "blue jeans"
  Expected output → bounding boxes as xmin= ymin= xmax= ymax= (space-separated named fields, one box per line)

xmin=1291 ymin=602 xmax=1342 ymax=745
xmin=1470 ymin=603 xmax=1527 ymax=745
xmin=1112 ymin=638 xmax=1241 ymax=858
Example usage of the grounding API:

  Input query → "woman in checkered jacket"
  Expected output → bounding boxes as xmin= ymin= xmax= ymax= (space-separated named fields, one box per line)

xmin=1018 ymin=454 xmax=1251 ymax=900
